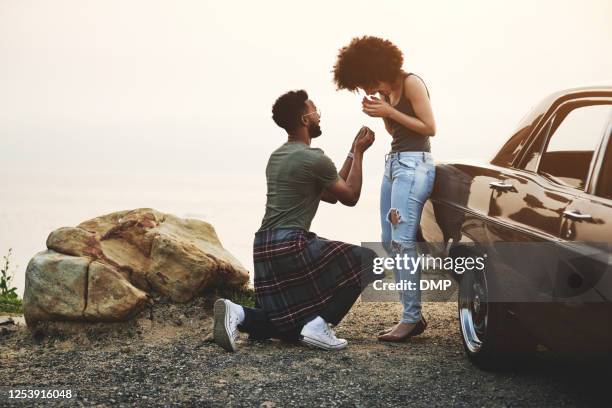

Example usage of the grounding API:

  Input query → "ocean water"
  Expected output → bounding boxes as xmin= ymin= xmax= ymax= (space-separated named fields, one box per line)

xmin=0 ymin=170 xmax=382 ymax=296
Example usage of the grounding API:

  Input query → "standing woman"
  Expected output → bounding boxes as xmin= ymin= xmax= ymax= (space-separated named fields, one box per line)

xmin=333 ymin=36 xmax=436 ymax=342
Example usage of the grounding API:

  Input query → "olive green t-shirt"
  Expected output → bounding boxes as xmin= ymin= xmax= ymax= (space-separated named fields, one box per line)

xmin=258 ymin=141 xmax=339 ymax=232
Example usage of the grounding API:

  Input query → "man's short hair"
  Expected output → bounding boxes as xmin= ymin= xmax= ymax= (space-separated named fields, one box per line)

xmin=272 ymin=90 xmax=309 ymax=132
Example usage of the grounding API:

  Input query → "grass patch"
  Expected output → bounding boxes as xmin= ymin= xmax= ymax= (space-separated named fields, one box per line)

xmin=226 ymin=287 xmax=256 ymax=308
xmin=218 ymin=287 xmax=256 ymax=308
xmin=1 ymin=248 xmax=23 ymax=314
xmin=0 ymin=294 xmax=23 ymax=314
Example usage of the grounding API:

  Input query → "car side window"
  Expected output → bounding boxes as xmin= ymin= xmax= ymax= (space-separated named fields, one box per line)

xmin=595 ymin=124 xmax=612 ymax=199
xmin=537 ymin=104 xmax=611 ymax=190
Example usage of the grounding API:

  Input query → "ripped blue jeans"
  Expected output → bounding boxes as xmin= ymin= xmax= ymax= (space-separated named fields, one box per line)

xmin=380 ymin=151 xmax=435 ymax=323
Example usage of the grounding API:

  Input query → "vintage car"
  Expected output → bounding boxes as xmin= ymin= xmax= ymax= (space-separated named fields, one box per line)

xmin=420 ymin=85 xmax=612 ymax=368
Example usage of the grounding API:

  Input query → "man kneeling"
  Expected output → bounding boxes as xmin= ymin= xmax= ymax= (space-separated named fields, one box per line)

xmin=214 ymin=90 xmax=377 ymax=352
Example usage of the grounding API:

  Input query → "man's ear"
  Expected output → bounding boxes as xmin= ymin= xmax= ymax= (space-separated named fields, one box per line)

xmin=300 ymin=114 xmax=309 ymax=127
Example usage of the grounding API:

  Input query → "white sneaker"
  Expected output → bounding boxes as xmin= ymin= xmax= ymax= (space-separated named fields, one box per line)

xmin=213 ymin=299 xmax=244 ymax=352
xmin=300 ymin=316 xmax=348 ymax=350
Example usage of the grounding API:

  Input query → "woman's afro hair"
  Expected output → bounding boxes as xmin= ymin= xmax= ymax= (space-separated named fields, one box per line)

xmin=333 ymin=36 xmax=404 ymax=91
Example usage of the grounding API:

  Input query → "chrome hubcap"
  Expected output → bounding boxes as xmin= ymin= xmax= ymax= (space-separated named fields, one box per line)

xmin=473 ymin=294 xmax=481 ymax=314
xmin=459 ymin=271 xmax=488 ymax=353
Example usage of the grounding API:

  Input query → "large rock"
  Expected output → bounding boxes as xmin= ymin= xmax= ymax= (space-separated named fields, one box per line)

xmin=83 ymin=261 xmax=149 ymax=321
xmin=24 ymin=208 xmax=250 ymax=325
xmin=24 ymin=251 xmax=89 ymax=322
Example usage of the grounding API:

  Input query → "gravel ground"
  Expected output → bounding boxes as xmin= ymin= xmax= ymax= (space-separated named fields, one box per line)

xmin=1 ymin=297 xmax=610 ymax=408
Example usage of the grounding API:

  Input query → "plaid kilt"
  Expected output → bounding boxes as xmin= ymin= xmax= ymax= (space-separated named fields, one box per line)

xmin=253 ymin=228 xmax=377 ymax=333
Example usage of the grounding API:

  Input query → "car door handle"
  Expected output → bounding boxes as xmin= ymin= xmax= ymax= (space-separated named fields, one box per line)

xmin=489 ymin=180 xmax=514 ymax=190
xmin=563 ymin=210 xmax=592 ymax=220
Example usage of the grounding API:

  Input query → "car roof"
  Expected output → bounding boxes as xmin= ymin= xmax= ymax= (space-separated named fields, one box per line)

xmin=549 ymin=83 xmax=612 ymax=99
xmin=521 ymin=84 xmax=612 ymax=129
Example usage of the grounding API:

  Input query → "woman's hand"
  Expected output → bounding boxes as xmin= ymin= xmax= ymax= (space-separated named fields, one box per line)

xmin=362 ymin=96 xmax=395 ymax=118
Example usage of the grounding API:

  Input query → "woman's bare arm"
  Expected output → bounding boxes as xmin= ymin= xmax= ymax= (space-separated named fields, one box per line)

xmin=387 ymin=76 xmax=436 ymax=136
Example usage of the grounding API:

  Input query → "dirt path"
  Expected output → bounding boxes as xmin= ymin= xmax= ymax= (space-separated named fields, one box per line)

xmin=1 ymin=299 xmax=609 ymax=407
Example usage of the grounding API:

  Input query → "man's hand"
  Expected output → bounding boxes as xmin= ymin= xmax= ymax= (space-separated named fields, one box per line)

xmin=354 ymin=126 xmax=375 ymax=153
xmin=351 ymin=126 xmax=367 ymax=152
xmin=323 ymin=127 xmax=373 ymax=207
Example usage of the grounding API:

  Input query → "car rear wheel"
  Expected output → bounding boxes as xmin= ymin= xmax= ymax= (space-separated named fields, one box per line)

xmin=458 ymin=268 xmax=537 ymax=370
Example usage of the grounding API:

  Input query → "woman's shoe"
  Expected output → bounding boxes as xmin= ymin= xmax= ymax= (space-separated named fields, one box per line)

xmin=377 ymin=316 xmax=427 ymax=342
xmin=411 ymin=315 xmax=428 ymax=336
xmin=377 ymin=324 xmax=397 ymax=336
xmin=378 ymin=316 xmax=427 ymax=336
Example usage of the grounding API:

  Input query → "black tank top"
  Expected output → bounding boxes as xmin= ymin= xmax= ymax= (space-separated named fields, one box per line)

xmin=384 ymin=72 xmax=432 ymax=153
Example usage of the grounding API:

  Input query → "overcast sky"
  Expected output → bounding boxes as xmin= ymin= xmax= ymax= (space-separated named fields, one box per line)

xmin=2 ymin=0 xmax=610 ymax=177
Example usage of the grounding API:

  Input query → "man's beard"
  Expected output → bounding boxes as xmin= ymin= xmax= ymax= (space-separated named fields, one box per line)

xmin=308 ymin=122 xmax=322 ymax=138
